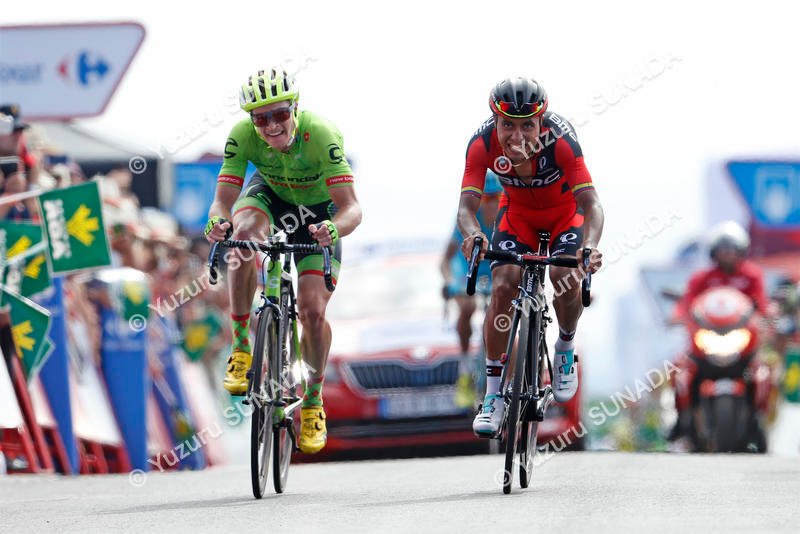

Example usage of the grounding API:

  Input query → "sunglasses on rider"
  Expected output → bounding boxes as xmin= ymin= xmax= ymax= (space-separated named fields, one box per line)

xmin=250 ymin=103 xmax=295 ymax=127
xmin=492 ymin=99 xmax=544 ymax=118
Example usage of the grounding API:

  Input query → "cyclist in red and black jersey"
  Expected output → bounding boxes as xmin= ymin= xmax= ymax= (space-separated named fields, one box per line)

xmin=457 ymin=77 xmax=605 ymax=436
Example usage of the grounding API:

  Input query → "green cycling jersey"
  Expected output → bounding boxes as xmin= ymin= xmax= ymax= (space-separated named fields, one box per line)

xmin=218 ymin=110 xmax=354 ymax=205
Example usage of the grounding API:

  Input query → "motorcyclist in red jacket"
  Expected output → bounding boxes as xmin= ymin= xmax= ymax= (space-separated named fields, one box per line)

xmin=668 ymin=221 xmax=769 ymax=441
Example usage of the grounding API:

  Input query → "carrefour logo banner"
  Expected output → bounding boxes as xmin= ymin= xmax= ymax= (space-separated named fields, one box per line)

xmin=38 ymin=181 xmax=111 ymax=274
xmin=0 ymin=22 xmax=145 ymax=119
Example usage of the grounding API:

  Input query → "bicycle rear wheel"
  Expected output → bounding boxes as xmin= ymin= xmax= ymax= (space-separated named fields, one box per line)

xmin=503 ymin=309 xmax=531 ymax=494
xmin=273 ymin=291 xmax=297 ymax=493
xmin=250 ymin=309 xmax=278 ymax=499
xmin=519 ymin=314 xmax=543 ymax=488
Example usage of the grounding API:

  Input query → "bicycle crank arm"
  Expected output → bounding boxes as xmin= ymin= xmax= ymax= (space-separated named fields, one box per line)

xmin=282 ymin=397 xmax=303 ymax=416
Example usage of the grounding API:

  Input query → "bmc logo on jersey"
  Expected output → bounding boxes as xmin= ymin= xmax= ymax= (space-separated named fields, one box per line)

xmin=498 ymin=173 xmax=560 ymax=189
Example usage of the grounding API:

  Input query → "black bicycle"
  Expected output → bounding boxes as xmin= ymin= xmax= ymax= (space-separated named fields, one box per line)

xmin=208 ymin=232 xmax=334 ymax=498
xmin=466 ymin=232 xmax=591 ymax=494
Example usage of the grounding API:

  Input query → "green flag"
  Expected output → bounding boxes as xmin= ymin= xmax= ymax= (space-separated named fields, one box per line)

xmin=182 ymin=314 xmax=222 ymax=362
xmin=2 ymin=285 xmax=52 ymax=380
xmin=0 ymin=221 xmax=52 ymax=297
xmin=38 ymin=181 xmax=111 ymax=274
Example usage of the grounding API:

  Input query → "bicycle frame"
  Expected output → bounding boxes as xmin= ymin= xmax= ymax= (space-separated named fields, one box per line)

xmin=207 ymin=231 xmax=333 ymax=497
xmin=465 ymin=231 xmax=590 ymax=493
xmin=497 ymin=233 xmax=553 ymax=420
xmin=255 ymin=240 xmax=304 ymax=420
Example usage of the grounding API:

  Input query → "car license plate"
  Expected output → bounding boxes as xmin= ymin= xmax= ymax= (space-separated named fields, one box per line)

xmin=379 ymin=391 xmax=464 ymax=419
xmin=713 ymin=378 xmax=738 ymax=395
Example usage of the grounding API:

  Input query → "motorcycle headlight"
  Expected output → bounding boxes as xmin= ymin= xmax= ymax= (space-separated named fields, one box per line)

xmin=693 ymin=328 xmax=751 ymax=361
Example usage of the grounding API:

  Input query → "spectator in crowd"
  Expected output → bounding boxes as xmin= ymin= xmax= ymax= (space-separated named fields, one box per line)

xmin=0 ymin=104 xmax=41 ymax=184
xmin=0 ymin=166 xmax=38 ymax=221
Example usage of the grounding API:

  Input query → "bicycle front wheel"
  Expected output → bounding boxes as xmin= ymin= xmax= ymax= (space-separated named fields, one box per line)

xmin=519 ymin=316 xmax=543 ymax=488
xmin=503 ymin=310 xmax=531 ymax=494
xmin=250 ymin=309 xmax=278 ymax=499
xmin=273 ymin=291 xmax=297 ymax=493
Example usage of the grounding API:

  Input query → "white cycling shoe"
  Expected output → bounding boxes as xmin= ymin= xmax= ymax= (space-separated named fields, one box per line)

xmin=553 ymin=350 xmax=579 ymax=402
xmin=473 ymin=393 xmax=505 ymax=437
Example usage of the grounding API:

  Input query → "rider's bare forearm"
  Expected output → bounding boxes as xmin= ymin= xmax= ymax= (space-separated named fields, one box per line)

xmin=457 ymin=194 xmax=482 ymax=238
xmin=208 ymin=185 xmax=240 ymax=220
xmin=441 ymin=240 xmax=458 ymax=279
xmin=331 ymin=201 xmax=362 ymax=238
xmin=328 ymin=185 xmax=362 ymax=238
xmin=576 ymin=190 xmax=604 ymax=249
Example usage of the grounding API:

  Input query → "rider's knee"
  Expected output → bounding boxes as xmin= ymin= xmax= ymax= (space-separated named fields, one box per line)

xmin=231 ymin=211 xmax=268 ymax=241
xmin=456 ymin=296 xmax=477 ymax=316
xmin=491 ymin=273 xmax=519 ymax=301
xmin=298 ymin=302 xmax=326 ymax=329
xmin=550 ymin=267 xmax=581 ymax=299
xmin=231 ymin=223 xmax=258 ymax=241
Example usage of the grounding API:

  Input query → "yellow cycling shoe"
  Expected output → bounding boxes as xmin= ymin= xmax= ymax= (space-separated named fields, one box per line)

xmin=298 ymin=406 xmax=327 ymax=454
xmin=223 ymin=350 xmax=252 ymax=395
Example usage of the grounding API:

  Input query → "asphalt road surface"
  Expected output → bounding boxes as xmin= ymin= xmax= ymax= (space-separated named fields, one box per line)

xmin=2 ymin=452 xmax=798 ymax=533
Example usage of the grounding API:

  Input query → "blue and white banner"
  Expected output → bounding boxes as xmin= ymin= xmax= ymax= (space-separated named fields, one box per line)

xmin=0 ymin=22 xmax=145 ymax=119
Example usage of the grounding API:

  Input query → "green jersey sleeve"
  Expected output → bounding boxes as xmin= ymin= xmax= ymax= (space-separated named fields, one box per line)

xmin=312 ymin=116 xmax=354 ymax=189
xmin=217 ymin=119 xmax=254 ymax=189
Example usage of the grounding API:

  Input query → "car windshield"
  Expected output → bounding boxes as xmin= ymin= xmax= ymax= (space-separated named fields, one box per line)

xmin=328 ymin=253 xmax=443 ymax=321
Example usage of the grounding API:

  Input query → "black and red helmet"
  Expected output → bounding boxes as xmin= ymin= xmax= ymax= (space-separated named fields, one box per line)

xmin=489 ymin=77 xmax=548 ymax=118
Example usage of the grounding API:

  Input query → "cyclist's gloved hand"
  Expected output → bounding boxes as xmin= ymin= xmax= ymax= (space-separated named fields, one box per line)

xmin=309 ymin=220 xmax=338 ymax=247
xmin=205 ymin=216 xmax=233 ymax=243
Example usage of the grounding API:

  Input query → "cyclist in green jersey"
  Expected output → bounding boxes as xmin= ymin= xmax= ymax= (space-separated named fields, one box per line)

xmin=205 ymin=67 xmax=362 ymax=453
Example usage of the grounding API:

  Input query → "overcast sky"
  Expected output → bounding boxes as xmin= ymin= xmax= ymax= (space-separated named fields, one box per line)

xmin=5 ymin=1 xmax=799 ymax=393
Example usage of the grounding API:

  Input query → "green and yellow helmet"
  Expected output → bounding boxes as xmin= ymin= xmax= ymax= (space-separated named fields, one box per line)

xmin=239 ymin=67 xmax=299 ymax=112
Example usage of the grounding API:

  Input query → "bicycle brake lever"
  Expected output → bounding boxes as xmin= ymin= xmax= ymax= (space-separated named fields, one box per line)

xmin=466 ymin=236 xmax=483 ymax=296
xmin=581 ymin=247 xmax=592 ymax=307
xmin=208 ymin=242 xmax=220 ymax=285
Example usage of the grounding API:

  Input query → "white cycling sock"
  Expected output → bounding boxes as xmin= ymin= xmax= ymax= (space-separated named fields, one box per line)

xmin=555 ymin=336 xmax=574 ymax=354
xmin=485 ymin=358 xmax=503 ymax=396
xmin=458 ymin=353 xmax=472 ymax=375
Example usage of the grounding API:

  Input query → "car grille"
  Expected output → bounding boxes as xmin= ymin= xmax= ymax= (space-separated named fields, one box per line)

xmin=345 ymin=359 xmax=460 ymax=391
